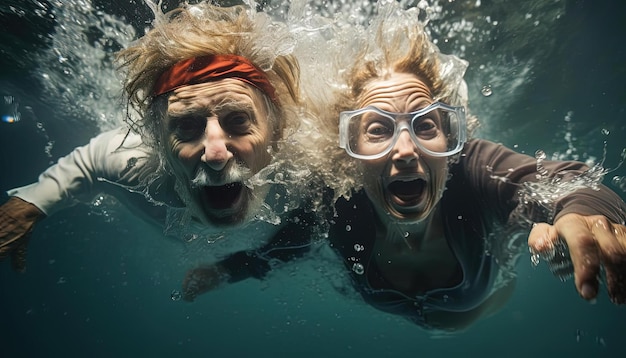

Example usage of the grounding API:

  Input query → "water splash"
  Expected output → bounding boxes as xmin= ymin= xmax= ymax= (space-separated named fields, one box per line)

xmin=612 ymin=175 xmax=626 ymax=192
xmin=34 ymin=0 xmax=137 ymax=131
xmin=485 ymin=135 xmax=625 ymax=287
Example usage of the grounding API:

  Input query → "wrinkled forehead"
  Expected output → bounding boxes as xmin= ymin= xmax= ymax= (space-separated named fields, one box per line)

xmin=358 ymin=72 xmax=433 ymax=108
xmin=166 ymin=79 xmax=269 ymax=116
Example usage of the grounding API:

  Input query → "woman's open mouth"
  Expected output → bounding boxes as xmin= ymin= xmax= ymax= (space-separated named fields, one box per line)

xmin=386 ymin=176 xmax=426 ymax=209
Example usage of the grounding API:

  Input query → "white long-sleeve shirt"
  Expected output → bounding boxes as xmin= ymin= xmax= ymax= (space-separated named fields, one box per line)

xmin=7 ymin=128 xmax=159 ymax=216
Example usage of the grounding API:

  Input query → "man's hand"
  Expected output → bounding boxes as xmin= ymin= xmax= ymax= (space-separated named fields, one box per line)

xmin=181 ymin=264 xmax=230 ymax=302
xmin=528 ymin=213 xmax=626 ymax=304
xmin=0 ymin=197 xmax=46 ymax=272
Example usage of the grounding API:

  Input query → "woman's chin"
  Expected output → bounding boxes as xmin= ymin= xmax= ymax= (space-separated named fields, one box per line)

xmin=383 ymin=194 xmax=435 ymax=223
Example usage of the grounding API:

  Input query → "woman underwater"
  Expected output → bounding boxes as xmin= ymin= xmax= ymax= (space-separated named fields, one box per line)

xmin=307 ymin=4 xmax=626 ymax=331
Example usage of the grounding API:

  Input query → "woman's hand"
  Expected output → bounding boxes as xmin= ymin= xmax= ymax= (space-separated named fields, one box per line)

xmin=528 ymin=213 xmax=626 ymax=304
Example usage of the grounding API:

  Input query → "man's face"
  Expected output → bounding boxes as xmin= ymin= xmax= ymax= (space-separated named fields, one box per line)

xmin=357 ymin=72 xmax=449 ymax=223
xmin=163 ymin=79 xmax=274 ymax=226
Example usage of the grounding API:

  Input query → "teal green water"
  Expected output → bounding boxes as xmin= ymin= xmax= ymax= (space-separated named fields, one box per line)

xmin=1 ymin=1 xmax=625 ymax=357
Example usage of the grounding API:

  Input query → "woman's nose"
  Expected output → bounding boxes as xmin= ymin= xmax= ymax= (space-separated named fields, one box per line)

xmin=201 ymin=120 xmax=233 ymax=171
xmin=391 ymin=129 xmax=419 ymax=165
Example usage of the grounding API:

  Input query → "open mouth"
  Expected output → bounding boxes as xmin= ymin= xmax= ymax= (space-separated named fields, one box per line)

xmin=201 ymin=182 xmax=244 ymax=210
xmin=386 ymin=177 xmax=426 ymax=208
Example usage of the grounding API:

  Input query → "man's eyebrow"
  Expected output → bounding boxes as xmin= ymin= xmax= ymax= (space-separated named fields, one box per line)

xmin=213 ymin=100 xmax=256 ymax=114
xmin=167 ymin=106 xmax=210 ymax=119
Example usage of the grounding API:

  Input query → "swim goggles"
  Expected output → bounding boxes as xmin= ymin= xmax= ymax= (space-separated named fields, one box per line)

xmin=339 ymin=102 xmax=467 ymax=160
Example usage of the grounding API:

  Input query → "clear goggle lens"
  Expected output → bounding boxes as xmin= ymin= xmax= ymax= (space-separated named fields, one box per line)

xmin=339 ymin=102 xmax=466 ymax=160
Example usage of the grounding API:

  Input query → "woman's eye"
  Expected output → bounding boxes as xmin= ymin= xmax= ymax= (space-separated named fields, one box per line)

xmin=365 ymin=121 xmax=393 ymax=139
xmin=413 ymin=119 xmax=438 ymax=137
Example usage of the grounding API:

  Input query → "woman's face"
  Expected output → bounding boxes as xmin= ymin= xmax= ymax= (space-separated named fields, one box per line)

xmin=357 ymin=72 xmax=449 ymax=223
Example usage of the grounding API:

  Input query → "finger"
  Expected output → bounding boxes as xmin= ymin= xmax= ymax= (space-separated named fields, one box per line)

xmin=554 ymin=215 xmax=601 ymax=301
xmin=592 ymin=218 xmax=626 ymax=304
xmin=0 ymin=244 xmax=9 ymax=260
xmin=528 ymin=222 xmax=574 ymax=280
xmin=10 ymin=240 xmax=28 ymax=273
xmin=181 ymin=266 xmax=214 ymax=302
xmin=0 ymin=235 xmax=19 ymax=260
xmin=181 ymin=270 xmax=200 ymax=302
xmin=0 ymin=230 xmax=26 ymax=258
xmin=528 ymin=222 xmax=559 ymax=254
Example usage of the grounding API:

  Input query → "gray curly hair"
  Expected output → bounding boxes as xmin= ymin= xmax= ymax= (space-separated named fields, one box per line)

xmin=116 ymin=2 xmax=301 ymax=151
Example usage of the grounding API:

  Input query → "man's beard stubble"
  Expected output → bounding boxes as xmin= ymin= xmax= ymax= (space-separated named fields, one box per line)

xmin=191 ymin=161 xmax=252 ymax=188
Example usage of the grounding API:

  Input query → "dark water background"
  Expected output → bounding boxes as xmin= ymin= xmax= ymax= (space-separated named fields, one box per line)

xmin=1 ymin=0 xmax=625 ymax=357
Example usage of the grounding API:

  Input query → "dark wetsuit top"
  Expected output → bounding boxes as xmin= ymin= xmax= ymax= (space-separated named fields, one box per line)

xmin=328 ymin=139 xmax=626 ymax=328
xmin=201 ymin=139 xmax=625 ymax=327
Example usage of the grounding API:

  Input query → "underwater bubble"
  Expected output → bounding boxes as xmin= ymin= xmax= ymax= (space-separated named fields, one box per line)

xmin=170 ymin=290 xmax=182 ymax=301
xmin=352 ymin=263 xmax=364 ymax=275
xmin=481 ymin=85 xmax=493 ymax=97
xmin=183 ymin=233 xmax=199 ymax=243
xmin=530 ymin=253 xmax=540 ymax=267
xmin=206 ymin=234 xmax=224 ymax=244
xmin=345 ymin=224 xmax=352 ymax=232
xmin=92 ymin=196 xmax=104 ymax=207
xmin=564 ymin=112 xmax=573 ymax=122
xmin=601 ymin=128 xmax=610 ymax=136
xmin=612 ymin=176 xmax=626 ymax=191
xmin=353 ymin=243 xmax=364 ymax=252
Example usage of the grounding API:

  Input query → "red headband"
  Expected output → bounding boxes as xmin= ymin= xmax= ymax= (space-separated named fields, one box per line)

xmin=152 ymin=54 xmax=278 ymax=103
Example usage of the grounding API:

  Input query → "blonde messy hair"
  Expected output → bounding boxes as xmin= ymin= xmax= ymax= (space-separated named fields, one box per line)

xmin=116 ymin=2 xmax=301 ymax=148
xmin=336 ymin=12 xmax=475 ymax=129
xmin=302 ymin=4 xmax=478 ymax=200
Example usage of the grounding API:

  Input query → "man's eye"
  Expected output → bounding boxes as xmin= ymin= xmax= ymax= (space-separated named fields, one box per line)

xmin=171 ymin=117 xmax=205 ymax=141
xmin=224 ymin=112 xmax=252 ymax=134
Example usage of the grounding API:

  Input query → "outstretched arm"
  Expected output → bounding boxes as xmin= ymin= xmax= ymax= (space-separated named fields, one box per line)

xmin=6 ymin=128 xmax=151 ymax=215
xmin=0 ymin=128 xmax=153 ymax=271
xmin=464 ymin=139 xmax=626 ymax=304
xmin=181 ymin=208 xmax=317 ymax=301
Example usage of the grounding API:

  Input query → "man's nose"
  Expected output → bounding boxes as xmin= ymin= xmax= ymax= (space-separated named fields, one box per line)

xmin=391 ymin=129 xmax=419 ymax=165
xmin=201 ymin=120 xmax=233 ymax=171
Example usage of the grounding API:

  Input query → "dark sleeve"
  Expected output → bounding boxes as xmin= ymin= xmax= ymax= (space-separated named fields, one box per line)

xmin=460 ymin=139 xmax=626 ymax=224
xmin=220 ymin=250 xmax=272 ymax=283
xmin=218 ymin=208 xmax=318 ymax=283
